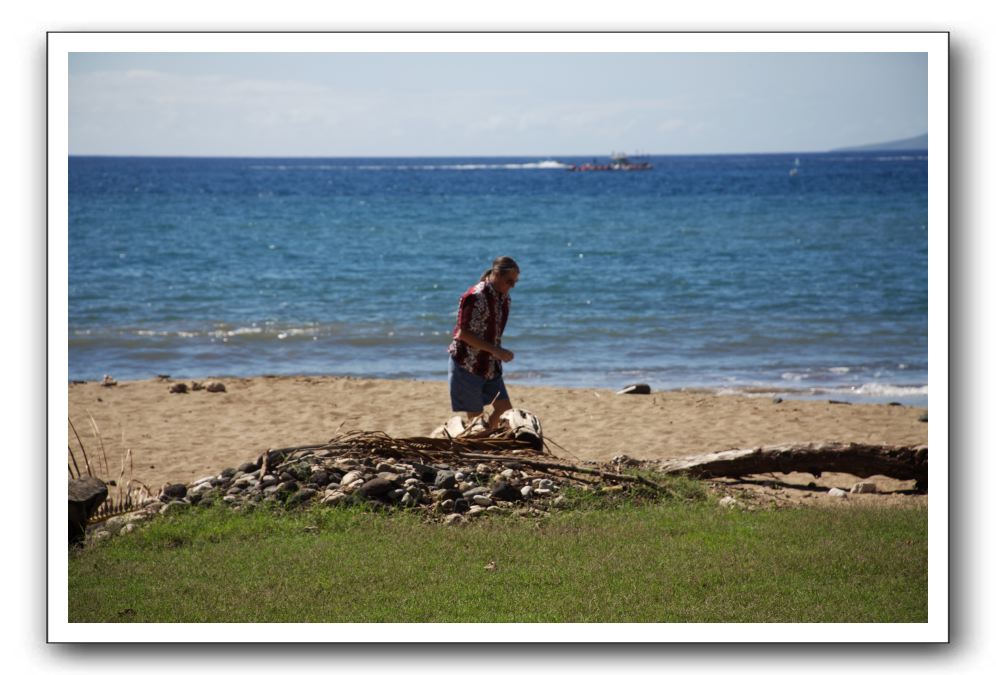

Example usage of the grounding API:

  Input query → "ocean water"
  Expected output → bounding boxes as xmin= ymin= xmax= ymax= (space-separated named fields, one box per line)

xmin=68 ymin=152 xmax=928 ymax=406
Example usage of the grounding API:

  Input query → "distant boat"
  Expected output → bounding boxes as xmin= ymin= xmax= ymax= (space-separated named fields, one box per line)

xmin=789 ymin=157 xmax=800 ymax=177
xmin=568 ymin=152 xmax=653 ymax=172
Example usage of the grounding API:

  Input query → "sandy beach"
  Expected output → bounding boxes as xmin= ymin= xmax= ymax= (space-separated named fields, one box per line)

xmin=68 ymin=376 xmax=928 ymax=499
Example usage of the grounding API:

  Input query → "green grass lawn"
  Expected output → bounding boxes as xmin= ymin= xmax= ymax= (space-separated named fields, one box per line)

xmin=69 ymin=498 xmax=927 ymax=623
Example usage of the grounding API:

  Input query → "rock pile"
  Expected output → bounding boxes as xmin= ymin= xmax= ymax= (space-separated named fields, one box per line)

xmin=83 ymin=440 xmax=637 ymax=542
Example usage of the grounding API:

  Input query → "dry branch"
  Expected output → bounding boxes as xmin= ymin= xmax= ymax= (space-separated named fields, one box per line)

xmin=652 ymin=442 xmax=928 ymax=490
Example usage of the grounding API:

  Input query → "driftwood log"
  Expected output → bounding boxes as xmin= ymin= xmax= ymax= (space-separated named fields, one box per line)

xmin=652 ymin=442 xmax=928 ymax=491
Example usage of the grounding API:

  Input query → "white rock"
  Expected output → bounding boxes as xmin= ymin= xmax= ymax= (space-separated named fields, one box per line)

xmin=322 ymin=491 xmax=347 ymax=505
xmin=193 ymin=474 xmax=215 ymax=485
xmin=535 ymin=488 xmax=553 ymax=496
xmin=472 ymin=495 xmax=493 ymax=507
xmin=553 ymin=496 xmax=567 ymax=508
xmin=719 ymin=496 xmax=738 ymax=509
xmin=404 ymin=478 xmax=421 ymax=487
xmin=340 ymin=471 xmax=363 ymax=486
xmin=520 ymin=485 xmax=534 ymax=498
xmin=851 ymin=482 xmax=878 ymax=494
xmin=190 ymin=482 xmax=215 ymax=495
xmin=500 ymin=468 xmax=516 ymax=479
xmin=476 ymin=464 xmax=491 ymax=474
xmin=828 ymin=487 xmax=848 ymax=498
xmin=103 ymin=515 xmax=128 ymax=535
xmin=341 ymin=480 xmax=363 ymax=494
xmin=443 ymin=514 xmax=464 ymax=526
xmin=92 ymin=530 xmax=112 ymax=543
xmin=119 ymin=523 xmax=139 ymax=535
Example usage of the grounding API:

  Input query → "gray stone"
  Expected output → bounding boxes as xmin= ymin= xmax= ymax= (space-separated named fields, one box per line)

xmin=553 ymin=496 xmax=567 ymax=508
xmin=161 ymin=483 xmax=188 ymax=501
xmin=434 ymin=470 xmax=457 ymax=489
xmin=260 ymin=474 xmax=278 ymax=488
xmin=309 ymin=471 xmax=331 ymax=487
xmin=443 ymin=513 xmax=464 ymax=526
xmin=851 ymin=482 xmax=878 ymax=494
xmin=237 ymin=461 xmax=260 ymax=474
xmin=119 ymin=523 xmax=139 ymax=535
xmin=719 ymin=496 xmax=738 ymax=509
xmin=453 ymin=498 xmax=470 ymax=513
xmin=432 ymin=488 xmax=463 ymax=503
xmin=92 ymin=530 xmax=112 ymax=543
xmin=190 ymin=482 xmax=215 ymax=496
xmin=520 ymin=485 xmax=534 ymax=499
xmin=205 ymin=381 xmax=226 ymax=393
xmin=440 ymin=499 xmax=455 ymax=512
xmin=472 ymin=495 xmax=493 ymax=507
xmin=220 ymin=467 xmax=237 ymax=478
xmin=286 ymin=488 xmax=317 ymax=506
xmin=490 ymin=481 xmax=523 ymax=502
xmin=376 ymin=472 xmax=401 ymax=483
xmin=500 ymin=468 xmax=516 ymax=479
xmin=355 ymin=477 xmax=394 ymax=499
xmin=462 ymin=486 xmax=491 ymax=499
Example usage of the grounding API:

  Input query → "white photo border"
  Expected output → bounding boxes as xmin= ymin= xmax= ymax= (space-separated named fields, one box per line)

xmin=49 ymin=31 xmax=948 ymax=643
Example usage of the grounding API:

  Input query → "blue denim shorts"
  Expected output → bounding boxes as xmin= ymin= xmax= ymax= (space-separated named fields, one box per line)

xmin=448 ymin=357 xmax=510 ymax=413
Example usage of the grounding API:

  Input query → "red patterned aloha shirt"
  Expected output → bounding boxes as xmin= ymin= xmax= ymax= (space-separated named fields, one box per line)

xmin=448 ymin=280 xmax=511 ymax=380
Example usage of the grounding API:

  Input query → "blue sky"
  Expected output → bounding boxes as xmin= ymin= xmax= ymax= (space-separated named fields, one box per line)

xmin=69 ymin=52 xmax=927 ymax=156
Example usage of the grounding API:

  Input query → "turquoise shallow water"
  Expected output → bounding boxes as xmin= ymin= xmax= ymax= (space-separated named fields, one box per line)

xmin=68 ymin=152 xmax=928 ymax=405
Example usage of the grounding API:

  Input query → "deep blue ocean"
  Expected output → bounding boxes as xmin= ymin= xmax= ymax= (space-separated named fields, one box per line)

xmin=68 ymin=152 xmax=928 ymax=405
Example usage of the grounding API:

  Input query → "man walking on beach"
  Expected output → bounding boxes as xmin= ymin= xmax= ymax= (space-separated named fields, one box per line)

xmin=448 ymin=256 xmax=519 ymax=431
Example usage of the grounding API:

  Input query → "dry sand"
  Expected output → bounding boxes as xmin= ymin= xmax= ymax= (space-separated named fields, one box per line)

xmin=68 ymin=375 xmax=928 ymax=505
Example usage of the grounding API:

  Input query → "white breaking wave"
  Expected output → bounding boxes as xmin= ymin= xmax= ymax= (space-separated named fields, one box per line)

xmin=847 ymin=382 xmax=928 ymax=397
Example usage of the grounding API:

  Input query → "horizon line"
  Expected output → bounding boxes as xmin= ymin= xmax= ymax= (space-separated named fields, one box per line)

xmin=68 ymin=148 xmax=928 ymax=160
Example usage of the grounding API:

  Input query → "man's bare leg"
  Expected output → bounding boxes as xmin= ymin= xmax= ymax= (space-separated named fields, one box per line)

xmin=489 ymin=397 xmax=513 ymax=430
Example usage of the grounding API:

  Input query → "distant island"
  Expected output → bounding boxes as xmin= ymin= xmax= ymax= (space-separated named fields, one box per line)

xmin=831 ymin=133 xmax=927 ymax=152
